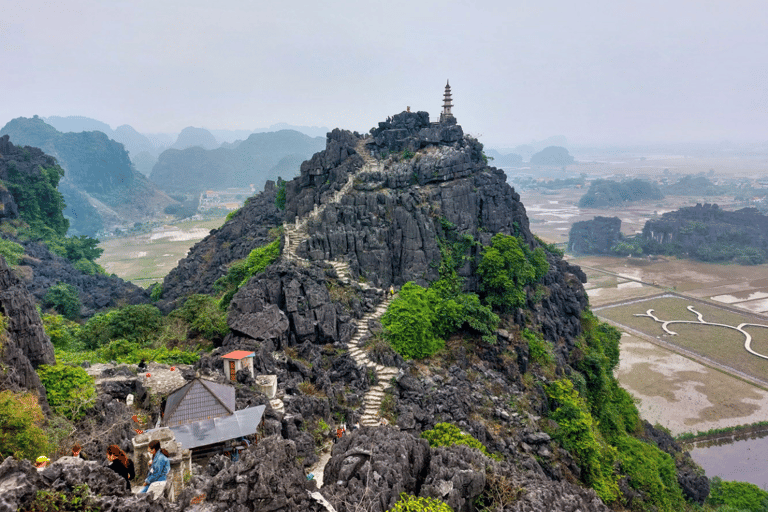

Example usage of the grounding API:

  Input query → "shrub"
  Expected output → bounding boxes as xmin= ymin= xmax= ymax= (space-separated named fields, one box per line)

xmin=79 ymin=304 xmax=162 ymax=348
xmin=21 ymin=484 xmax=100 ymax=512
xmin=36 ymin=364 xmax=96 ymax=420
xmin=708 ymin=477 xmax=768 ymax=512
xmin=382 ymin=282 xmax=443 ymax=360
xmin=215 ymin=238 xmax=281 ymax=310
xmin=98 ymin=339 xmax=200 ymax=365
xmin=41 ymin=313 xmax=81 ymax=350
xmin=42 ymin=283 xmax=81 ymax=320
xmin=614 ymin=436 xmax=684 ymax=511
xmin=150 ymin=283 xmax=163 ymax=301
xmin=546 ymin=378 xmax=619 ymax=503
xmin=170 ymin=294 xmax=228 ymax=341
xmin=72 ymin=258 xmax=105 ymax=275
xmin=0 ymin=390 xmax=49 ymax=460
xmin=0 ymin=238 xmax=24 ymax=265
xmin=523 ymin=328 xmax=554 ymax=366
xmin=477 ymin=233 xmax=548 ymax=311
xmin=421 ymin=422 xmax=492 ymax=458
xmin=275 ymin=178 xmax=287 ymax=210
xmin=388 ymin=493 xmax=452 ymax=512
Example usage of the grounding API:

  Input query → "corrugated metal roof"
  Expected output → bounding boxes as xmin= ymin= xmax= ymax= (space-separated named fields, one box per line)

xmin=163 ymin=379 xmax=235 ymax=427
xmin=169 ymin=406 xmax=266 ymax=450
xmin=221 ymin=350 xmax=255 ymax=360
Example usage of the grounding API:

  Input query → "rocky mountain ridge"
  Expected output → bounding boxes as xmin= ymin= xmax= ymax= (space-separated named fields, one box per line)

xmin=1 ymin=110 xmax=709 ymax=511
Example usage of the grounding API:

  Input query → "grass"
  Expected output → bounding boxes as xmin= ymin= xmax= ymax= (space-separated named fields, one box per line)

xmin=600 ymin=296 xmax=768 ymax=381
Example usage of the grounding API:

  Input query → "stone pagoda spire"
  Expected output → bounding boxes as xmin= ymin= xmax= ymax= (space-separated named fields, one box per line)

xmin=440 ymin=80 xmax=454 ymax=122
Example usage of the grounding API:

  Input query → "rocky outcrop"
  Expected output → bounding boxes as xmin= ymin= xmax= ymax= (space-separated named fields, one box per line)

xmin=158 ymin=181 xmax=283 ymax=310
xmin=568 ymin=216 xmax=623 ymax=255
xmin=10 ymin=238 xmax=150 ymax=317
xmin=0 ymin=456 xmax=171 ymax=512
xmin=0 ymin=256 xmax=53 ymax=404
xmin=642 ymin=204 xmax=768 ymax=264
xmin=178 ymin=436 xmax=323 ymax=512
xmin=321 ymin=427 xmax=609 ymax=512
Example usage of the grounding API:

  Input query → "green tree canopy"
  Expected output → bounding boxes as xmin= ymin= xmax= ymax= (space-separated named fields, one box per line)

xmin=0 ymin=391 xmax=49 ymax=460
xmin=477 ymin=233 xmax=548 ymax=311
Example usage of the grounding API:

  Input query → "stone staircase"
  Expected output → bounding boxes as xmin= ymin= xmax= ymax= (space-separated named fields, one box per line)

xmin=281 ymin=138 xmax=399 ymax=427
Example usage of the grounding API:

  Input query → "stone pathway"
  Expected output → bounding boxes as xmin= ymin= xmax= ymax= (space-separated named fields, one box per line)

xmin=281 ymin=139 xmax=400 ymax=483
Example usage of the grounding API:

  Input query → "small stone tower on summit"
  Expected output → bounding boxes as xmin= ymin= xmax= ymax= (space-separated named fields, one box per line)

xmin=440 ymin=80 xmax=454 ymax=123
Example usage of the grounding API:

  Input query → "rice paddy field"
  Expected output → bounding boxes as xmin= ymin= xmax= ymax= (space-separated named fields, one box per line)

xmin=97 ymin=216 xmax=226 ymax=287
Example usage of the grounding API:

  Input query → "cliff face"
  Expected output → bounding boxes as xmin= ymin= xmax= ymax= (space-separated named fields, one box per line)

xmin=162 ymin=111 xmax=587 ymax=348
xmin=0 ymin=256 xmax=53 ymax=406
xmin=568 ymin=216 xmax=623 ymax=254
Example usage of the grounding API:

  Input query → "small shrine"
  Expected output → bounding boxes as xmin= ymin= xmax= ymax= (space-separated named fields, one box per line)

xmin=221 ymin=350 xmax=255 ymax=382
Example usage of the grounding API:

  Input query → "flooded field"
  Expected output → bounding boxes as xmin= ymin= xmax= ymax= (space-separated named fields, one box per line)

xmin=97 ymin=217 xmax=226 ymax=286
xmin=687 ymin=432 xmax=768 ymax=489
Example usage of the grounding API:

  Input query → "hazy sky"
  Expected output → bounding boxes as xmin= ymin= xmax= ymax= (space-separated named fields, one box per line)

xmin=3 ymin=0 xmax=767 ymax=146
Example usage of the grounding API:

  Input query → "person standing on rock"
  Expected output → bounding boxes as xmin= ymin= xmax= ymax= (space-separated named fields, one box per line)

xmin=139 ymin=440 xmax=170 ymax=493
xmin=335 ymin=426 xmax=344 ymax=443
xmin=106 ymin=445 xmax=133 ymax=490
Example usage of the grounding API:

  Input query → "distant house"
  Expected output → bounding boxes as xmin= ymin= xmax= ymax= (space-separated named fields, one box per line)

xmin=161 ymin=378 xmax=265 ymax=458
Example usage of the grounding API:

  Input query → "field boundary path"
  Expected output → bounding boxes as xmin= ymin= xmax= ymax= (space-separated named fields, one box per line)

xmin=285 ymin=139 xmax=400 ymax=487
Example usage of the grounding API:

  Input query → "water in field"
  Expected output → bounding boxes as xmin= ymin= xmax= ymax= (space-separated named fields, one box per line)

xmin=688 ymin=431 xmax=768 ymax=490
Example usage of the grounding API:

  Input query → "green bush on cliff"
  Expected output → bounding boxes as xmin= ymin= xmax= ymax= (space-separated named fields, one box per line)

xmin=708 ymin=477 xmax=768 ymax=512
xmin=42 ymin=283 xmax=81 ymax=320
xmin=382 ymin=282 xmax=443 ymax=360
xmin=421 ymin=422 xmax=492 ymax=458
xmin=215 ymin=237 xmax=281 ymax=309
xmin=477 ymin=233 xmax=548 ymax=311
xmin=169 ymin=294 xmax=228 ymax=341
xmin=388 ymin=493 xmax=452 ymax=512
xmin=0 ymin=238 xmax=24 ymax=265
xmin=0 ymin=390 xmax=49 ymax=460
xmin=546 ymin=378 xmax=619 ymax=503
xmin=36 ymin=364 xmax=96 ymax=420
xmin=614 ymin=436 xmax=685 ymax=511
xmin=78 ymin=304 xmax=162 ymax=349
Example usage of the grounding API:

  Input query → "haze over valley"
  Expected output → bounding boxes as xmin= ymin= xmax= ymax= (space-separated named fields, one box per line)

xmin=1 ymin=2 xmax=768 ymax=511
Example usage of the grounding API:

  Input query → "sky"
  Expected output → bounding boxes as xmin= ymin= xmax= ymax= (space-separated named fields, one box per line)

xmin=2 ymin=0 xmax=767 ymax=146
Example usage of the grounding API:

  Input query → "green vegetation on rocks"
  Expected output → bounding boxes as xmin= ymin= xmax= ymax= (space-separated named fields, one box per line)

xmin=0 ymin=390 xmax=49 ymax=460
xmin=421 ymin=422 xmax=493 ymax=458
xmin=477 ymin=233 xmax=548 ymax=311
xmin=42 ymin=283 xmax=81 ymax=320
xmin=708 ymin=477 xmax=768 ymax=512
xmin=388 ymin=493 xmax=453 ymax=512
xmin=36 ymin=364 xmax=96 ymax=420
xmin=215 ymin=237 xmax=281 ymax=309
xmin=0 ymin=238 xmax=24 ymax=265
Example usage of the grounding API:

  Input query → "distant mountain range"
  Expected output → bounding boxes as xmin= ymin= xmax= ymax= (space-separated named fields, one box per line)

xmin=42 ymin=116 xmax=331 ymax=178
xmin=150 ymin=130 xmax=326 ymax=194
xmin=0 ymin=116 xmax=175 ymax=236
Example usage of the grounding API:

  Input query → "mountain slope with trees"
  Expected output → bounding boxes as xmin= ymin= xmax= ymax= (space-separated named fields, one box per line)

xmin=0 ymin=116 xmax=175 ymax=236
xmin=1 ymin=111 xmax=718 ymax=512
xmin=150 ymin=129 xmax=326 ymax=194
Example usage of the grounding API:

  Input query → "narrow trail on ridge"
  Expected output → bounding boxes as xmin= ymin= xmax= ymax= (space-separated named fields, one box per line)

xmin=285 ymin=139 xmax=400 ymax=491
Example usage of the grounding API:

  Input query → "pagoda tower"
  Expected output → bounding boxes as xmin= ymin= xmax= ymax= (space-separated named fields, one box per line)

xmin=440 ymin=80 xmax=454 ymax=122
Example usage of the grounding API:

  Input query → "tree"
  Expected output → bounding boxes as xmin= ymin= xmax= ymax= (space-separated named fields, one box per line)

xmin=477 ymin=233 xmax=547 ymax=311
xmin=36 ymin=364 xmax=96 ymax=420
xmin=43 ymin=283 xmax=81 ymax=320
xmin=381 ymin=282 xmax=443 ymax=360
xmin=0 ymin=391 xmax=49 ymax=460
